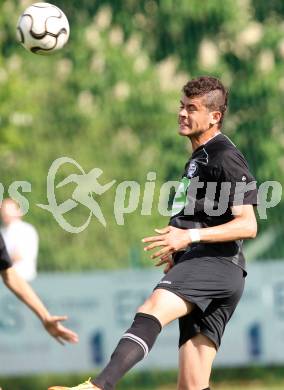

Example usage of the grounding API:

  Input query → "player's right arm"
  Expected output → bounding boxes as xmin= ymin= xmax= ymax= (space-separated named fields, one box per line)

xmin=1 ymin=267 xmax=79 ymax=345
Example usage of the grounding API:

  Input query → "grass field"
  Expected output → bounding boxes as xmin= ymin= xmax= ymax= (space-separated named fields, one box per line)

xmin=159 ymin=385 xmax=284 ymax=390
xmin=160 ymin=382 xmax=284 ymax=390
xmin=1 ymin=366 xmax=284 ymax=390
xmin=167 ymin=386 xmax=284 ymax=390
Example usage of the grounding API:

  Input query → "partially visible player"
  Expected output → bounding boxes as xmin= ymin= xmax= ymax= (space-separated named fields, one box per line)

xmin=0 ymin=234 xmax=78 ymax=344
xmin=1 ymin=198 xmax=39 ymax=281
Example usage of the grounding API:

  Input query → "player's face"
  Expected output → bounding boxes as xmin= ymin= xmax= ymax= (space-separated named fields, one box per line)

xmin=178 ymin=95 xmax=212 ymax=137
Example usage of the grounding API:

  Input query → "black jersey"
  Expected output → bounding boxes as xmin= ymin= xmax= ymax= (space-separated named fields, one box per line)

xmin=169 ymin=133 xmax=257 ymax=271
xmin=0 ymin=233 xmax=12 ymax=271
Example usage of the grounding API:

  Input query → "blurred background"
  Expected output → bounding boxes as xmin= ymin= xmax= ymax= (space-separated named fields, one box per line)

xmin=0 ymin=0 xmax=284 ymax=389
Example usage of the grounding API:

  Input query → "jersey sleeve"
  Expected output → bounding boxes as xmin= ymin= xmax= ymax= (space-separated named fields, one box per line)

xmin=220 ymin=150 xmax=258 ymax=206
xmin=0 ymin=233 xmax=12 ymax=271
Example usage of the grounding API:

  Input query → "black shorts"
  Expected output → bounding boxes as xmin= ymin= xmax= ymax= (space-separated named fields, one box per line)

xmin=154 ymin=255 xmax=245 ymax=349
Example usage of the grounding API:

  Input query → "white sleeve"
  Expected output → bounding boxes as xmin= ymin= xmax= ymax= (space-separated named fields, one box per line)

xmin=13 ymin=226 xmax=39 ymax=281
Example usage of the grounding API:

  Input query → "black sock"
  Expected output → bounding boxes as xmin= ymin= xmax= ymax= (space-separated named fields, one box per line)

xmin=92 ymin=312 xmax=162 ymax=390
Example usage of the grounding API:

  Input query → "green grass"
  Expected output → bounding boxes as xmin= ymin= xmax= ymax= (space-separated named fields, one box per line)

xmin=1 ymin=366 xmax=284 ymax=390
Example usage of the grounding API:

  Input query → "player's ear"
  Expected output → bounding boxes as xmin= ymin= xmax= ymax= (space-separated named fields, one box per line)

xmin=209 ymin=111 xmax=221 ymax=126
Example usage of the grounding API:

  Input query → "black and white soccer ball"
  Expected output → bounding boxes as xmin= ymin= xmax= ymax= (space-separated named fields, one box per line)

xmin=16 ymin=2 xmax=70 ymax=55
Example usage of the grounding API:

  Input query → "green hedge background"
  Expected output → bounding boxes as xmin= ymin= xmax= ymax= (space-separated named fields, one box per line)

xmin=0 ymin=0 xmax=283 ymax=268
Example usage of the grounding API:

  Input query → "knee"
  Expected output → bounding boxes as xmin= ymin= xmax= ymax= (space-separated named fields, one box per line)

xmin=137 ymin=297 xmax=156 ymax=314
xmin=137 ymin=290 xmax=164 ymax=314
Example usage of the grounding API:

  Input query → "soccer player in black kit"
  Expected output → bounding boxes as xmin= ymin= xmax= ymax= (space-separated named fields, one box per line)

xmin=49 ymin=76 xmax=257 ymax=390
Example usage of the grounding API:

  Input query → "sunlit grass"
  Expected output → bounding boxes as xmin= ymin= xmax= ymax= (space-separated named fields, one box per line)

xmin=1 ymin=368 xmax=284 ymax=390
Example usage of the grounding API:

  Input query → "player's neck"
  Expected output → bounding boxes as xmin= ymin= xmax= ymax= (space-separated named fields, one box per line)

xmin=190 ymin=127 xmax=221 ymax=151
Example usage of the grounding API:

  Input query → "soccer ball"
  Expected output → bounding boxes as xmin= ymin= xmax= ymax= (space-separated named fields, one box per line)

xmin=16 ymin=2 xmax=70 ymax=55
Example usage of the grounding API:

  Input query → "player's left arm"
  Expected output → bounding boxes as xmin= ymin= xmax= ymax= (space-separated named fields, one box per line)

xmin=143 ymin=204 xmax=257 ymax=260
xmin=0 ymin=267 xmax=79 ymax=345
xmin=197 ymin=204 xmax=257 ymax=242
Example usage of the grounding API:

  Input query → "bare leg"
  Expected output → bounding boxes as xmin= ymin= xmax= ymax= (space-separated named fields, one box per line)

xmin=177 ymin=334 xmax=217 ymax=390
xmin=91 ymin=289 xmax=194 ymax=390
xmin=137 ymin=288 xmax=194 ymax=327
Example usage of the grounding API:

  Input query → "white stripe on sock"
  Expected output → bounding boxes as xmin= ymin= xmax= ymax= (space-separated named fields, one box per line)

xmin=122 ymin=333 xmax=149 ymax=357
xmin=121 ymin=335 xmax=146 ymax=356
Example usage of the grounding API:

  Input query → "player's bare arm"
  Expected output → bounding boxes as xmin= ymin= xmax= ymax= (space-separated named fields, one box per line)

xmin=1 ymin=267 xmax=79 ymax=345
xmin=143 ymin=204 xmax=257 ymax=260
xmin=197 ymin=204 xmax=257 ymax=242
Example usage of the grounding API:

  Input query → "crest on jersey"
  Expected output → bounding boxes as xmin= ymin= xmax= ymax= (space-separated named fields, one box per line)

xmin=187 ymin=160 xmax=198 ymax=178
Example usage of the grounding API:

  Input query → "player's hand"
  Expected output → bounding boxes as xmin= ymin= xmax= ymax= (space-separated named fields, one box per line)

xmin=142 ymin=226 xmax=190 ymax=260
xmin=155 ymin=255 xmax=174 ymax=273
xmin=43 ymin=315 xmax=79 ymax=345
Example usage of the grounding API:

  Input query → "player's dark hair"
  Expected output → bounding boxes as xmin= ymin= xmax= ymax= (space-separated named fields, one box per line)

xmin=183 ymin=76 xmax=228 ymax=127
